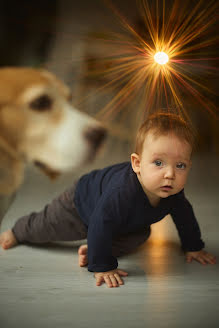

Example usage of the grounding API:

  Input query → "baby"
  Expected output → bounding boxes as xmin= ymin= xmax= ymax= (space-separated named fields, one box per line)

xmin=0 ymin=112 xmax=216 ymax=288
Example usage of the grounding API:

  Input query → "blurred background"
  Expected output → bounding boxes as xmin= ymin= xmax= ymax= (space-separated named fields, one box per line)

xmin=0 ymin=0 xmax=217 ymax=215
xmin=0 ymin=0 xmax=218 ymax=223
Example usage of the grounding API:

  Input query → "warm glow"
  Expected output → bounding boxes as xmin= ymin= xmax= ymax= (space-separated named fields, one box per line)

xmin=154 ymin=52 xmax=169 ymax=65
xmin=86 ymin=0 xmax=218 ymax=125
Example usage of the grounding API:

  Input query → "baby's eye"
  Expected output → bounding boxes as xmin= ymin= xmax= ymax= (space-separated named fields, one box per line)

xmin=154 ymin=160 xmax=163 ymax=167
xmin=176 ymin=162 xmax=186 ymax=169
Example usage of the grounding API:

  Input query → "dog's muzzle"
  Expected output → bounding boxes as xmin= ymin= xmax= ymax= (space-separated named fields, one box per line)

xmin=83 ymin=126 xmax=107 ymax=151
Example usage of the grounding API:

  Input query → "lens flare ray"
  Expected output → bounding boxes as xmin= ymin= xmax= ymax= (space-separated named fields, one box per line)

xmin=78 ymin=0 xmax=218 ymax=132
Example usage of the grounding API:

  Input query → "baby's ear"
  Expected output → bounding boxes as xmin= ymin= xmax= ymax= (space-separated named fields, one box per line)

xmin=130 ymin=153 xmax=141 ymax=174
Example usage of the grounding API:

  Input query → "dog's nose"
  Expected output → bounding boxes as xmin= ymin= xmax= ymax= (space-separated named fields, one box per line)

xmin=84 ymin=126 xmax=107 ymax=149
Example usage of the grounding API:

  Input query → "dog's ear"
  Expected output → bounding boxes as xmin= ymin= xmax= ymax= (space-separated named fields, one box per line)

xmin=0 ymin=145 xmax=24 ymax=195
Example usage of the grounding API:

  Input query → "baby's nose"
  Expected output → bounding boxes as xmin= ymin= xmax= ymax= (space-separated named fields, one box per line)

xmin=164 ymin=166 xmax=175 ymax=179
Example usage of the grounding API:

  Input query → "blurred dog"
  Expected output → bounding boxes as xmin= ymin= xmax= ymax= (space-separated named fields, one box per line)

xmin=0 ymin=67 xmax=106 ymax=195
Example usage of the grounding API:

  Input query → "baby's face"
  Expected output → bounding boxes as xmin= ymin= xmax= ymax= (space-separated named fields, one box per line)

xmin=131 ymin=132 xmax=192 ymax=205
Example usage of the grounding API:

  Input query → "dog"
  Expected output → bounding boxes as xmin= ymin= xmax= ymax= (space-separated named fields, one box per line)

xmin=0 ymin=67 xmax=107 ymax=195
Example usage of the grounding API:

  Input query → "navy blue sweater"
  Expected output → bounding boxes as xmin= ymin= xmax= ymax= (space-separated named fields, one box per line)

xmin=74 ymin=162 xmax=204 ymax=272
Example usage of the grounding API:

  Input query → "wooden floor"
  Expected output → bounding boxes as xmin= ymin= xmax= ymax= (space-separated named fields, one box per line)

xmin=0 ymin=152 xmax=219 ymax=328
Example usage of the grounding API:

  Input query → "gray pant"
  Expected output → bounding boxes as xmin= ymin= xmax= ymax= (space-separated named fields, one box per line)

xmin=12 ymin=184 xmax=151 ymax=257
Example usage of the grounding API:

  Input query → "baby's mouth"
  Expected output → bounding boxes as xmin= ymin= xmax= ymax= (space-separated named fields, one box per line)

xmin=161 ymin=185 xmax=173 ymax=190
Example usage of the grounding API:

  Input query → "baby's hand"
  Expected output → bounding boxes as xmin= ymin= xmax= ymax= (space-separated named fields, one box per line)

xmin=185 ymin=250 xmax=216 ymax=265
xmin=94 ymin=269 xmax=128 ymax=288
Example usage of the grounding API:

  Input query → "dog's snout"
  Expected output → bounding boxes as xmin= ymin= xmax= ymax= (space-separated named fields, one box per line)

xmin=84 ymin=127 xmax=107 ymax=148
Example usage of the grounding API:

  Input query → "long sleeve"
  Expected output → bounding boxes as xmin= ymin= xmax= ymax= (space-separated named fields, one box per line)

xmin=170 ymin=191 xmax=205 ymax=252
xmin=87 ymin=213 xmax=118 ymax=272
xmin=87 ymin=192 xmax=124 ymax=272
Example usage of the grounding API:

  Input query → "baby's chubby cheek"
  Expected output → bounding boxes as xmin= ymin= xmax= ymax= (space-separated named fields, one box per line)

xmin=145 ymin=177 xmax=161 ymax=191
xmin=174 ymin=178 xmax=188 ymax=192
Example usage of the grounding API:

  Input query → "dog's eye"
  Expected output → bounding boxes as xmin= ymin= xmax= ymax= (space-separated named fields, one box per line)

xmin=30 ymin=95 xmax=52 ymax=111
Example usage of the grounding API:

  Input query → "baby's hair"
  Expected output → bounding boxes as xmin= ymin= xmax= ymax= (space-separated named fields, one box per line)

xmin=134 ymin=112 xmax=196 ymax=155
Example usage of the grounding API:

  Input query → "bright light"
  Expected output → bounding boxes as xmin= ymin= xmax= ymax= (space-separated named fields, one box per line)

xmin=154 ymin=52 xmax=169 ymax=65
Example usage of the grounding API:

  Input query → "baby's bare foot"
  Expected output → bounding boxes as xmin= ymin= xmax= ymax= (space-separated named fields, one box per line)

xmin=0 ymin=230 xmax=18 ymax=249
xmin=78 ymin=244 xmax=88 ymax=267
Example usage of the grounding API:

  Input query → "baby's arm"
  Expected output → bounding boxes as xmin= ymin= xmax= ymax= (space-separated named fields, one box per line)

xmin=87 ymin=190 xmax=129 ymax=285
xmin=94 ymin=269 xmax=128 ymax=288
xmin=185 ymin=249 xmax=216 ymax=265
xmin=170 ymin=191 xmax=217 ymax=265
